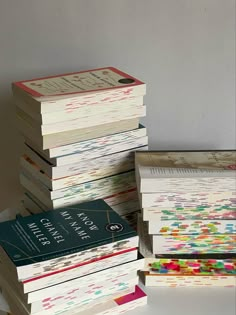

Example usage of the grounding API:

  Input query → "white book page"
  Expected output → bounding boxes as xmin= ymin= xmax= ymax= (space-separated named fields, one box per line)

xmin=139 ymin=166 xmax=236 ymax=178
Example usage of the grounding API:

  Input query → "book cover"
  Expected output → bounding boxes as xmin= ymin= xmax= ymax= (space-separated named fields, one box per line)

xmin=13 ymin=67 xmax=145 ymax=98
xmin=0 ymin=199 xmax=137 ymax=281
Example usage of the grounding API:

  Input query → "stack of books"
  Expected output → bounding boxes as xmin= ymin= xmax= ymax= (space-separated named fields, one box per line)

xmin=135 ymin=150 xmax=236 ymax=287
xmin=12 ymin=67 xmax=148 ymax=228
xmin=0 ymin=199 xmax=147 ymax=315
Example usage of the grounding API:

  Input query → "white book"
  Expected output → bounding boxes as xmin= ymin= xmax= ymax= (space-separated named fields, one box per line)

xmin=20 ymin=168 xmax=136 ymax=200
xmin=20 ymin=147 xmax=146 ymax=190
xmin=26 ymin=135 xmax=148 ymax=168
xmin=142 ymin=257 xmax=236 ymax=287
xmin=23 ymin=191 xmax=141 ymax=219
xmin=112 ymin=199 xmax=140 ymax=216
xmin=27 ymin=125 xmax=147 ymax=160
xmin=23 ymin=193 xmax=47 ymax=214
xmin=20 ymin=254 xmax=144 ymax=304
xmin=2 ymin=281 xmax=146 ymax=315
xmin=1 ymin=274 xmax=137 ymax=315
xmin=152 ymin=234 xmax=236 ymax=255
xmin=16 ymin=95 xmax=144 ymax=124
xmin=104 ymin=188 xmax=138 ymax=206
xmin=137 ymin=214 xmax=154 ymax=259
xmin=141 ymin=190 xmax=236 ymax=208
xmin=135 ymin=150 xmax=236 ymax=193
xmin=142 ymin=206 xmax=236 ymax=221
xmin=20 ymin=170 xmax=137 ymax=208
xmin=12 ymin=67 xmax=146 ymax=113
xmin=17 ymin=105 xmax=146 ymax=135
xmin=139 ymin=167 xmax=236 ymax=193
xmin=3 ymin=273 xmax=139 ymax=314
xmin=18 ymin=116 xmax=139 ymax=150
xmin=1 ymin=250 xmax=138 ymax=295
xmin=148 ymin=219 xmax=236 ymax=235
xmin=22 ymin=139 xmax=148 ymax=180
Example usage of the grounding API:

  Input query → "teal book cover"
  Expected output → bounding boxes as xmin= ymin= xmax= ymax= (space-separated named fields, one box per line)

xmin=0 ymin=199 xmax=137 ymax=267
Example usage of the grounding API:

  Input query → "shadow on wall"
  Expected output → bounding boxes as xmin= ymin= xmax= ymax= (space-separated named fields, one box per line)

xmin=0 ymin=93 xmax=23 ymax=210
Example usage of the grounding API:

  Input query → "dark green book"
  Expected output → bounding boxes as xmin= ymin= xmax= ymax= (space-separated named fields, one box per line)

xmin=0 ymin=199 xmax=138 ymax=282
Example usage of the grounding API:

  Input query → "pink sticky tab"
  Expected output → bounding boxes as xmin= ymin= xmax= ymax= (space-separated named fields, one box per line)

xmin=114 ymin=286 xmax=146 ymax=305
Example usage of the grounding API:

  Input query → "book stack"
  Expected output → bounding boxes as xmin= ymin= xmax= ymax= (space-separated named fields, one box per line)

xmin=12 ymin=67 xmax=148 ymax=228
xmin=0 ymin=199 xmax=147 ymax=315
xmin=135 ymin=150 xmax=236 ymax=287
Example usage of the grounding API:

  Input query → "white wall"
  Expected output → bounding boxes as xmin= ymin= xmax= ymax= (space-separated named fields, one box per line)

xmin=0 ymin=0 xmax=235 ymax=210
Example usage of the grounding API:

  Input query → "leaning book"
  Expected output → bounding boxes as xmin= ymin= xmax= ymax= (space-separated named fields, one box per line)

xmin=0 ymin=199 xmax=138 ymax=282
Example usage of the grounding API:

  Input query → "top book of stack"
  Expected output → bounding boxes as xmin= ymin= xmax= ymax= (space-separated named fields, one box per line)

xmin=135 ymin=150 xmax=236 ymax=193
xmin=12 ymin=67 xmax=146 ymax=114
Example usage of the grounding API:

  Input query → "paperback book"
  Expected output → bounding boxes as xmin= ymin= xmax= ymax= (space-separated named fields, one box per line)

xmin=12 ymin=67 xmax=146 ymax=110
xmin=20 ymin=170 xmax=137 ymax=209
xmin=25 ymin=125 xmax=147 ymax=165
xmin=135 ymin=150 xmax=236 ymax=193
xmin=142 ymin=258 xmax=236 ymax=287
xmin=148 ymin=219 xmax=236 ymax=235
xmin=0 ymin=199 xmax=138 ymax=281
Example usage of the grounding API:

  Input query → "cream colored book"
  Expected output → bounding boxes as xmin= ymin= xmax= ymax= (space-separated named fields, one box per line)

xmin=135 ymin=151 xmax=236 ymax=193
xmin=17 ymin=116 xmax=139 ymax=149
xmin=17 ymin=105 xmax=146 ymax=135
xmin=12 ymin=67 xmax=146 ymax=113
xmin=16 ymin=95 xmax=144 ymax=124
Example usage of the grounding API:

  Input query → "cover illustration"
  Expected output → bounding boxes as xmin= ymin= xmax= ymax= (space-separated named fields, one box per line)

xmin=0 ymin=199 xmax=137 ymax=267
xmin=13 ymin=67 xmax=144 ymax=98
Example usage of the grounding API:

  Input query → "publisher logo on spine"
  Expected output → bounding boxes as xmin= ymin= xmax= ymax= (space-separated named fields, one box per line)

xmin=118 ymin=78 xmax=135 ymax=84
xmin=106 ymin=223 xmax=124 ymax=233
